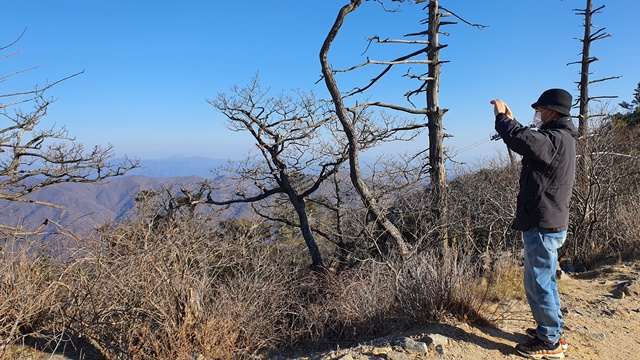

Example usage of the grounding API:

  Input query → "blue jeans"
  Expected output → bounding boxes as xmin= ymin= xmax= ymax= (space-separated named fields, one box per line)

xmin=523 ymin=228 xmax=566 ymax=344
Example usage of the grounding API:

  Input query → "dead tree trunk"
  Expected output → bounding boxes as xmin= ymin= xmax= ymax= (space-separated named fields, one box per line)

xmin=577 ymin=0 xmax=593 ymax=138
xmin=425 ymin=0 xmax=448 ymax=248
xmin=320 ymin=0 xmax=411 ymax=260
xmin=569 ymin=1 xmax=620 ymax=136
xmin=568 ymin=0 xmax=620 ymax=259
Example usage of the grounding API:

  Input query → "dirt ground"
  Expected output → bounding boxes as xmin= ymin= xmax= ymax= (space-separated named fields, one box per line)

xmin=299 ymin=261 xmax=640 ymax=360
xmin=418 ymin=262 xmax=640 ymax=359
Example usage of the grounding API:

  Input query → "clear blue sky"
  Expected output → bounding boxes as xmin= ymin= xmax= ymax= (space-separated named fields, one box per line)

xmin=3 ymin=0 xmax=638 ymax=165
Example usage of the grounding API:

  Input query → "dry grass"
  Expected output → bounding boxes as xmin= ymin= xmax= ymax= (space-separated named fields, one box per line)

xmin=0 ymin=218 xmax=506 ymax=359
xmin=65 ymin=212 xmax=307 ymax=360
xmin=0 ymin=236 xmax=69 ymax=357
xmin=483 ymin=258 xmax=525 ymax=302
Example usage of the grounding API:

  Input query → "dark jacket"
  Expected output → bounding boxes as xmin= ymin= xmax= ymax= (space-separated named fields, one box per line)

xmin=495 ymin=114 xmax=577 ymax=232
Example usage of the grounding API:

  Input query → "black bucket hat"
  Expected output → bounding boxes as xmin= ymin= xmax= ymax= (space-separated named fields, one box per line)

xmin=531 ymin=88 xmax=572 ymax=116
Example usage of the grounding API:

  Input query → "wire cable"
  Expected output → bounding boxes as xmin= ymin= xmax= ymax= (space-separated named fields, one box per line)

xmin=454 ymin=136 xmax=494 ymax=154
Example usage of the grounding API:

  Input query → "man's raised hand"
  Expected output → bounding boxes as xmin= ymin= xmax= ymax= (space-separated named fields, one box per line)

xmin=490 ymin=99 xmax=514 ymax=119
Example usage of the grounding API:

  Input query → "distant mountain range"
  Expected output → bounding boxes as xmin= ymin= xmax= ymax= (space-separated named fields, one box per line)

xmin=0 ymin=156 xmax=418 ymax=236
xmin=124 ymin=156 xmax=228 ymax=178
xmin=0 ymin=157 xmax=249 ymax=235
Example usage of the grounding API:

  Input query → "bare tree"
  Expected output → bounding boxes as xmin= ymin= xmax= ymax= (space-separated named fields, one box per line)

xmin=424 ymin=0 xmax=448 ymax=246
xmin=566 ymin=1 xmax=622 ymax=263
xmin=568 ymin=0 xmax=620 ymax=138
xmin=320 ymin=0 xmax=484 ymax=252
xmin=0 ymin=32 xmax=137 ymax=213
xmin=321 ymin=1 xmax=421 ymax=259
xmin=203 ymin=76 xmax=349 ymax=271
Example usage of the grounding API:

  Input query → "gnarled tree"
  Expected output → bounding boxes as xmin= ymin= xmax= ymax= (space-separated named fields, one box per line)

xmin=204 ymin=76 xmax=349 ymax=271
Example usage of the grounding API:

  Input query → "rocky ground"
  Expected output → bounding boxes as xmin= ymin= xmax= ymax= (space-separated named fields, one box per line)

xmin=284 ymin=261 xmax=640 ymax=360
xmin=5 ymin=262 xmax=640 ymax=359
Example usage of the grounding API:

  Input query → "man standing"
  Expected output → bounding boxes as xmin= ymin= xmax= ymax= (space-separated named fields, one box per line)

xmin=491 ymin=88 xmax=577 ymax=359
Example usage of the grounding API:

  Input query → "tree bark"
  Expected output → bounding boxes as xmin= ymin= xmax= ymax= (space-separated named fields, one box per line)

xmin=426 ymin=0 xmax=448 ymax=248
xmin=289 ymin=194 xmax=325 ymax=271
xmin=578 ymin=0 xmax=592 ymax=139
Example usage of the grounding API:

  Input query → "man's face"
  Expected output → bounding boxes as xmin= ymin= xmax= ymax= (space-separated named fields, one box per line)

xmin=535 ymin=107 xmax=555 ymax=122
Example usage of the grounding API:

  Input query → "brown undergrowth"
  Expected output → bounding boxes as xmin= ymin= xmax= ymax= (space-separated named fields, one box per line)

xmin=0 ymin=213 xmax=522 ymax=359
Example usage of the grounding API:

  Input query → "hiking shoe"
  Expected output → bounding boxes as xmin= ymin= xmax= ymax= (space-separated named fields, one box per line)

xmin=516 ymin=336 xmax=564 ymax=359
xmin=526 ymin=328 xmax=568 ymax=351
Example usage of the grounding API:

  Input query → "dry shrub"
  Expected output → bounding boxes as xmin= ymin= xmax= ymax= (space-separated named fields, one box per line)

xmin=611 ymin=192 xmax=640 ymax=259
xmin=395 ymin=249 xmax=489 ymax=325
xmin=483 ymin=258 xmax=524 ymax=302
xmin=293 ymin=251 xmax=494 ymax=347
xmin=57 ymin=211 xmax=306 ymax=360
xmin=568 ymin=113 xmax=640 ymax=265
xmin=447 ymin=157 xmax=521 ymax=254
xmin=299 ymin=262 xmax=397 ymax=345
xmin=0 ymin=236 xmax=67 ymax=356
xmin=0 ymin=191 xmax=321 ymax=359
xmin=465 ymin=261 xmax=524 ymax=326
xmin=1 ymin=218 xmax=519 ymax=359
xmin=278 ymin=247 xmax=506 ymax=348
xmin=198 ymin=260 xmax=301 ymax=357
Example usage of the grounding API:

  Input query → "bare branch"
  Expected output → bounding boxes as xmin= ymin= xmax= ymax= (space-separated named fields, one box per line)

xmin=0 ymin=28 xmax=27 ymax=51
xmin=334 ymin=56 xmax=432 ymax=74
xmin=589 ymin=28 xmax=611 ymax=42
xmin=589 ymin=95 xmax=618 ymax=101
xmin=354 ymin=101 xmax=429 ymax=115
xmin=206 ymin=187 xmax=284 ymax=205
xmin=0 ymin=35 xmax=137 ymax=209
xmin=341 ymin=46 xmax=430 ymax=98
xmin=439 ymin=6 xmax=488 ymax=30
xmin=369 ymin=36 xmax=429 ymax=45
xmin=0 ymin=71 xmax=85 ymax=99
xmin=589 ymin=76 xmax=621 ymax=84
